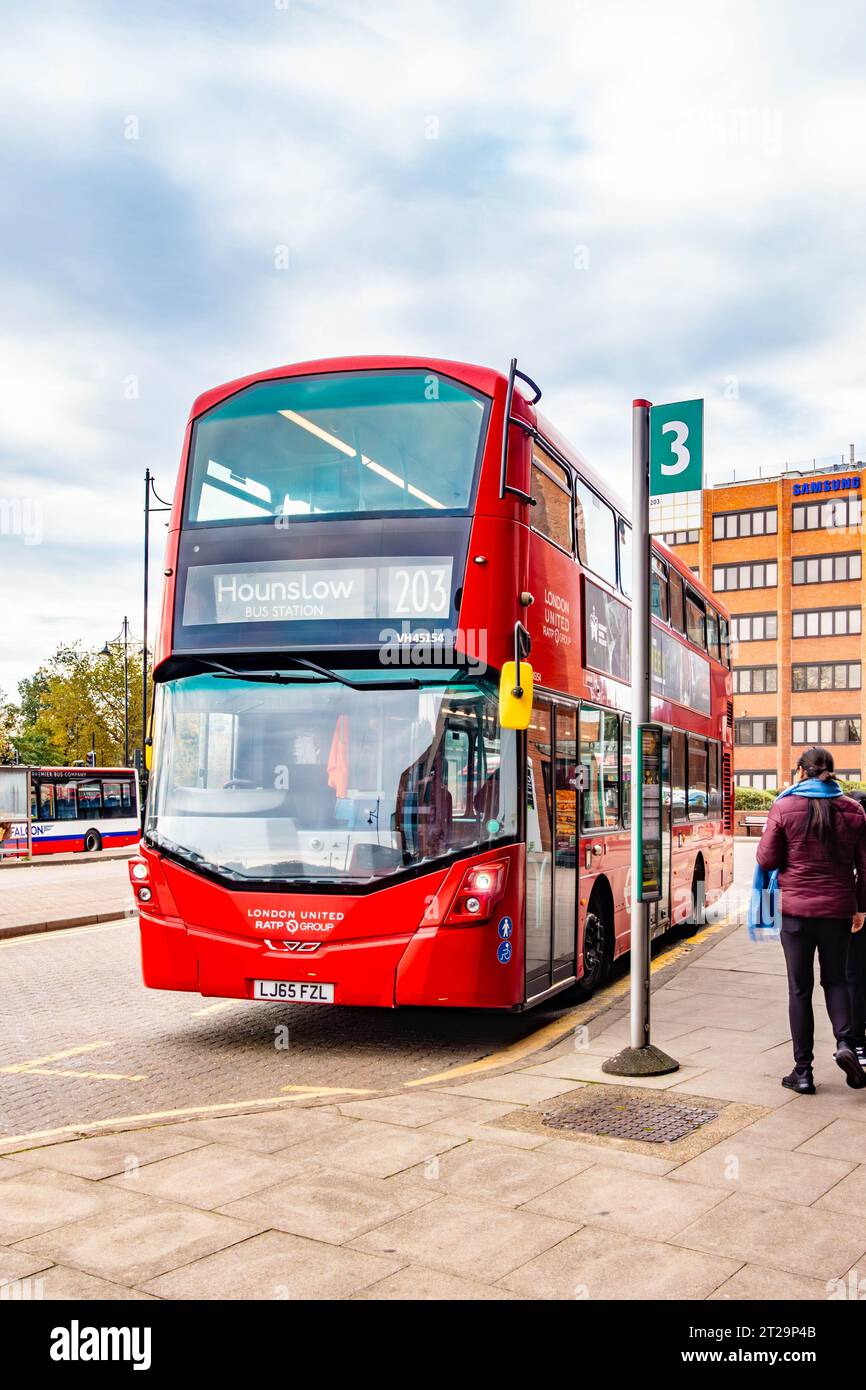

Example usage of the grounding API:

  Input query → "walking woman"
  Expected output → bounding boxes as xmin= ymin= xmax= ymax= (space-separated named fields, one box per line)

xmin=756 ymin=746 xmax=866 ymax=1094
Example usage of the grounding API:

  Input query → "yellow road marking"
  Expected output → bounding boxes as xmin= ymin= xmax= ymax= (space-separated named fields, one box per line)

xmin=0 ymin=1087 xmax=378 ymax=1149
xmin=406 ymin=916 xmax=733 ymax=1088
xmin=0 ymin=1041 xmax=147 ymax=1082
xmin=0 ymin=1042 xmax=112 ymax=1074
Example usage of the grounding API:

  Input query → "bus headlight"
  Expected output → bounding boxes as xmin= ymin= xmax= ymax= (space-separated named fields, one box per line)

xmin=444 ymin=859 xmax=509 ymax=926
xmin=131 ymin=862 xmax=149 ymax=880
xmin=137 ymin=887 xmax=152 ymax=902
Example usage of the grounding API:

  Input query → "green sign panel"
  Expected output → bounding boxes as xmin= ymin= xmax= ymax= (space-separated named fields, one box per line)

xmin=649 ymin=399 xmax=704 ymax=496
xmin=637 ymin=723 xmax=663 ymax=903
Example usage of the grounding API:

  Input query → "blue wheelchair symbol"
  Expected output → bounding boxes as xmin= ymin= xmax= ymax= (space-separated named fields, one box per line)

xmin=498 ymin=916 xmax=513 ymax=940
xmin=497 ymin=940 xmax=513 ymax=965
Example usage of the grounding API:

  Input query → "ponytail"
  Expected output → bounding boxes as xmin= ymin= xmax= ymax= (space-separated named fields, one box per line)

xmin=796 ymin=746 xmax=837 ymax=842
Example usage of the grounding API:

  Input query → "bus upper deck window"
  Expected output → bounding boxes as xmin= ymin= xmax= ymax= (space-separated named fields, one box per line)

xmin=669 ymin=569 xmax=684 ymax=633
xmin=618 ymin=519 xmax=632 ymax=598
xmin=706 ymin=607 xmax=721 ymax=662
xmin=650 ymin=555 xmax=669 ymax=623
xmin=575 ymin=479 xmax=616 ymax=586
xmin=685 ymin=589 xmax=706 ymax=650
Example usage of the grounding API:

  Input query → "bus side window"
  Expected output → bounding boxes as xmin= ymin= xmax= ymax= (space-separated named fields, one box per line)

xmin=579 ymin=706 xmax=603 ymax=830
xmin=56 ymin=783 xmax=77 ymax=820
xmin=621 ymin=715 xmax=632 ymax=828
xmin=685 ymin=588 xmax=706 ymax=650
xmin=671 ymin=730 xmax=687 ymax=822
xmin=669 ymin=569 xmax=685 ymax=633
xmin=687 ymin=735 xmax=708 ymax=818
xmin=38 ymin=783 xmax=56 ymax=821
xmin=651 ymin=554 xmax=669 ymax=623
xmin=618 ymin=520 xmax=632 ymax=598
xmin=719 ymin=615 xmax=731 ymax=668
xmin=575 ymin=479 xmax=617 ymax=585
xmin=706 ymin=607 xmax=721 ymax=662
xmin=531 ymin=447 xmax=573 ymax=553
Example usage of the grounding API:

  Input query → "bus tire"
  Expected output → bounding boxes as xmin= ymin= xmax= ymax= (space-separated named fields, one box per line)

xmin=83 ymin=830 xmax=102 ymax=853
xmin=574 ymin=896 xmax=612 ymax=1000
xmin=683 ymin=858 xmax=705 ymax=936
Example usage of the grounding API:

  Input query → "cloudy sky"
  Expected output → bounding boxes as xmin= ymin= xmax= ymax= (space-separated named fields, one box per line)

xmin=1 ymin=0 xmax=865 ymax=698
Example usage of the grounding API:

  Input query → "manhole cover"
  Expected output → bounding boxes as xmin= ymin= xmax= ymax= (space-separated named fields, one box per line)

xmin=542 ymin=1095 xmax=720 ymax=1144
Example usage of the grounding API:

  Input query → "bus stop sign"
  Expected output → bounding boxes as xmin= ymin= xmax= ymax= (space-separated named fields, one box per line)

xmin=648 ymin=398 xmax=703 ymax=535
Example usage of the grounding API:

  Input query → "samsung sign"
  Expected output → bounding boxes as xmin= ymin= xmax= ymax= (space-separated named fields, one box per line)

xmin=792 ymin=476 xmax=861 ymax=496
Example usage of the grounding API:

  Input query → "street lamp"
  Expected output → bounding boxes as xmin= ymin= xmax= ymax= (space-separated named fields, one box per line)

xmin=99 ymin=617 xmax=145 ymax=768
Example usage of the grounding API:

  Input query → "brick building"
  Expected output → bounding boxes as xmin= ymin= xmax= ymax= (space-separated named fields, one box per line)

xmin=665 ymin=458 xmax=865 ymax=791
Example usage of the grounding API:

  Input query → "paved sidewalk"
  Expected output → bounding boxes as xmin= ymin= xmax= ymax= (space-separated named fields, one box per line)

xmin=0 ymin=857 xmax=134 ymax=938
xmin=3 ymin=916 xmax=866 ymax=1301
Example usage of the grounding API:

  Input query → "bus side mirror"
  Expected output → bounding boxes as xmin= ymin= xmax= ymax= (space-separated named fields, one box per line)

xmin=499 ymin=661 xmax=534 ymax=730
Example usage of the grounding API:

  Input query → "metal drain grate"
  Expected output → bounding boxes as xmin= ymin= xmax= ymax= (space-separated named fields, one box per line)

xmin=542 ymin=1095 xmax=720 ymax=1144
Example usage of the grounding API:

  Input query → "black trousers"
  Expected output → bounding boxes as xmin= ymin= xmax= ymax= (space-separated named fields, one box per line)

xmin=780 ymin=914 xmax=855 ymax=1069
xmin=847 ymin=925 xmax=866 ymax=1048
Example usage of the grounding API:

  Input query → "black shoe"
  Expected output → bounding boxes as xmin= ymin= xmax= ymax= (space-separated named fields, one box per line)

xmin=782 ymin=1068 xmax=816 ymax=1095
xmin=834 ymin=1044 xmax=866 ymax=1089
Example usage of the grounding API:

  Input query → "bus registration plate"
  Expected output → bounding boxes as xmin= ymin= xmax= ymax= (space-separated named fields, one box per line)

xmin=253 ymin=981 xmax=335 ymax=1004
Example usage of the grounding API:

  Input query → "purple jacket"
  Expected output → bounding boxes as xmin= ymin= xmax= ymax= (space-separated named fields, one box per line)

xmin=756 ymin=793 xmax=866 ymax=918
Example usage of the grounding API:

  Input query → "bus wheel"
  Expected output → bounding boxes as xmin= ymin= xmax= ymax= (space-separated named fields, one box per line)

xmin=683 ymin=860 xmax=705 ymax=936
xmin=83 ymin=830 xmax=102 ymax=853
xmin=575 ymin=904 xmax=611 ymax=1000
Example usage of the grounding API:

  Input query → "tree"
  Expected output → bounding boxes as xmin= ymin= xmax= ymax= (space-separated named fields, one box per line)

xmin=9 ymin=642 xmax=149 ymax=767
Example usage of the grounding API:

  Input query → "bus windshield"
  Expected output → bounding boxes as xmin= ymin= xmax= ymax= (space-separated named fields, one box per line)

xmin=146 ymin=673 xmax=517 ymax=883
xmin=186 ymin=370 xmax=489 ymax=523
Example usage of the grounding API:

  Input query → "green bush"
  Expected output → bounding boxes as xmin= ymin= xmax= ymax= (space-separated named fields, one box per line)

xmin=734 ymin=786 xmax=775 ymax=811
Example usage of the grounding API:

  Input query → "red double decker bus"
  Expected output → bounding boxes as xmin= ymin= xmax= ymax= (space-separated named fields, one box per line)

xmin=131 ymin=357 xmax=733 ymax=1010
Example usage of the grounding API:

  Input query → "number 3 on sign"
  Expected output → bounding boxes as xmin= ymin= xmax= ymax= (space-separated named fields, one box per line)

xmin=661 ymin=421 xmax=690 ymax=475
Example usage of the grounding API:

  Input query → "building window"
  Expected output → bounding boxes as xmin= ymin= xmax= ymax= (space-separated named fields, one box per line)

xmin=713 ymin=560 xmax=777 ymax=591
xmin=735 ymin=718 xmax=777 ymax=746
xmin=730 ymin=613 xmax=778 ymax=643
xmin=835 ymin=770 xmax=862 ymax=781
xmin=792 ymin=497 xmax=862 ymax=532
xmin=792 ymin=552 xmax=861 ymax=585
xmin=713 ymin=507 xmax=778 ymax=540
xmin=733 ymin=666 xmax=778 ymax=694
xmin=792 ymin=607 xmax=862 ymax=637
xmin=661 ymin=529 xmax=699 ymax=545
xmin=792 ymin=717 xmax=862 ymax=745
xmin=736 ymin=771 xmax=778 ymax=791
xmin=792 ymin=662 xmax=861 ymax=692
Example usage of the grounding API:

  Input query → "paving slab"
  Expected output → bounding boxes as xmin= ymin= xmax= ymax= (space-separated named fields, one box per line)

xmin=524 ymin=1165 xmax=727 ymax=1240
xmin=432 ymin=1074 xmax=584 ymax=1104
xmin=278 ymin=1119 xmax=466 ymax=1178
xmin=141 ymin=1229 xmax=403 ymax=1300
xmin=707 ymin=1263 xmax=834 ymax=1300
xmin=519 ymin=1055 xmax=710 ymax=1089
xmin=351 ymin=1195 xmax=577 ymax=1281
xmin=0 ymin=1245 xmax=52 ymax=1282
xmin=737 ymin=1103 xmax=841 ymax=1152
xmin=419 ymin=1118 xmax=549 ymax=1148
xmin=106 ymin=1142 xmax=310 ymax=1209
xmin=668 ymin=1135 xmax=853 ymax=1204
xmin=219 ymin=1167 xmax=438 ymax=1244
xmin=813 ymin=1165 xmax=866 ymax=1218
xmin=672 ymin=1191 xmax=866 ymax=1280
xmin=498 ymin=1225 xmax=739 ymax=1300
xmin=4 ymin=1130 xmax=207 ymax=1180
xmin=669 ymin=1069 xmax=796 ymax=1109
xmin=0 ymin=1168 xmax=148 ymax=1244
xmin=350 ymin=1265 xmax=514 ymax=1300
xmin=393 ymin=1140 xmax=595 ymax=1208
xmin=799 ymin=1119 xmax=866 ymax=1164
xmin=24 ymin=1266 xmax=157 ymax=1299
xmin=15 ymin=1200 xmax=262 ymax=1286
xmin=170 ymin=1107 xmax=349 ymax=1153
xmin=535 ymin=1136 xmax=681 ymax=1176
xmin=336 ymin=1093 xmax=510 ymax=1129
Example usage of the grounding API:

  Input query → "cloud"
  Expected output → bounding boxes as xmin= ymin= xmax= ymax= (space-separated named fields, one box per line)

xmin=1 ymin=0 xmax=866 ymax=697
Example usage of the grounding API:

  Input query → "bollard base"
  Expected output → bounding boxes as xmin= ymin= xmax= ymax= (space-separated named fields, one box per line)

xmin=602 ymin=1045 xmax=680 ymax=1077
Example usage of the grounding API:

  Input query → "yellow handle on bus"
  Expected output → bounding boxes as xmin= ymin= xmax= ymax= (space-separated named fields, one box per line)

xmin=499 ymin=660 xmax=534 ymax=730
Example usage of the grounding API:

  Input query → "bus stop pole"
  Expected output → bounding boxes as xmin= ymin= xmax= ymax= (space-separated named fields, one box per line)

xmin=603 ymin=399 xmax=678 ymax=1077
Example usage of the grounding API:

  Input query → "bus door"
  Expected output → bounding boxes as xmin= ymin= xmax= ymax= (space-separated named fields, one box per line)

xmin=524 ymin=699 xmax=579 ymax=998
xmin=659 ymin=729 xmax=673 ymax=927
